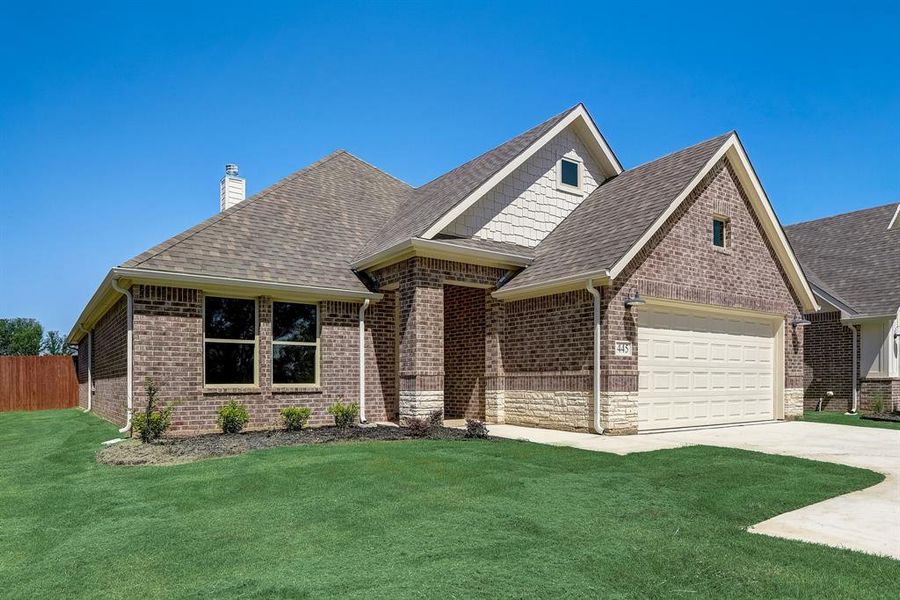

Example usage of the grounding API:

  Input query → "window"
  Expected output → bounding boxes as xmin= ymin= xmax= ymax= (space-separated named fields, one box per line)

xmin=272 ymin=302 xmax=318 ymax=385
xmin=204 ymin=297 xmax=257 ymax=385
xmin=712 ymin=218 xmax=728 ymax=248
xmin=559 ymin=158 xmax=580 ymax=189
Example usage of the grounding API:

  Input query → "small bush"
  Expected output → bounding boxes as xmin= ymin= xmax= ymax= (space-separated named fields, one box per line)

xmin=869 ymin=393 xmax=887 ymax=415
xmin=465 ymin=418 xmax=489 ymax=439
xmin=406 ymin=416 xmax=431 ymax=437
xmin=217 ymin=400 xmax=250 ymax=434
xmin=428 ymin=409 xmax=443 ymax=428
xmin=327 ymin=401 xmax=359 ymax=429
xmin=281 ymin=406 xmax=312 ymax=431
xmin=132 ymin=378 xmax=174 ymax=443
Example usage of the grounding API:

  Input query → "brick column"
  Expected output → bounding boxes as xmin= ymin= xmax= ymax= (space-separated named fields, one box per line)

xmin=397 ymin=263 xmax=444 ymax=423
xmin=599 ymin=284 xmax=639 ymax=435
xmin=484 ymin=292 xmax=505 ymax=423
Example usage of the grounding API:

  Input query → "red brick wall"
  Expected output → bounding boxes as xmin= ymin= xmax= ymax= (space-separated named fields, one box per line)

xmin=503 ymin=290 xmax=593 ymax=391
xmin=604 ymin=158 xmax=805 ymax=394
xmin=802 ymin=311 xmax=854 ymax=411
xmin=125 ymin=285 xmax=396 ymax=434
xmin=443 ymin=284 xmax=486 ymax=419
xmin=76 ymin=336 xmax=89 ymax=409
xmin=90 ymin=297 xmax=127 ymax=425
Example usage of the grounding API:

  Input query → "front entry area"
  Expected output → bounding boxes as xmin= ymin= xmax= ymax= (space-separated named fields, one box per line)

xmin=637 ymin=303 xmax=779 ymax=431
xmin=442 ymin=284 xmax=486 ymax=420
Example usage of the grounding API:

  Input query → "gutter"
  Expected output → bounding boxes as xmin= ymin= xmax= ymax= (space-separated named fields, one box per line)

xmin=77 ymin=325 xmax=92 ymax=412
xmin=352 ymin=238 xmax=534 ymax=271
xmin=585 ymin=279 xmax=604 ymax=434
xmin=844 ymin=324 xmax=859 ymax=414
xmin=358 ymin=299 xmax=370 ymax=423
xmin=110 ymin=278 xmax=134 ymax=434
xmin=493 ymin=270 xmax=611 ymax=301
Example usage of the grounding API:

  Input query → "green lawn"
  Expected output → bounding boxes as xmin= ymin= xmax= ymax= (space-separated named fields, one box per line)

xmin=0 ymin=410 xmax=896 ymax=599
xmin=802 ymin=410 xmax=900 ymax=430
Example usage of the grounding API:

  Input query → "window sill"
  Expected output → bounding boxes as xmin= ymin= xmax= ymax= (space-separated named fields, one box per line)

xmin=712 ymin=245 xmax=733 ymax=255
xmin=203 ymin=386 xmax=262 ymax=395
xmin=556 ymin=184 xmax=585 ymax=197
xmin=271 ymin=385 xmax=322 ymax=394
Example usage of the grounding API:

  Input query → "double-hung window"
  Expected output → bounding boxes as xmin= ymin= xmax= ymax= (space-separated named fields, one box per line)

xmin=272 ymin=302 xmax=319 ymax=385
xmin=204 ymin=297 xmax=257 ymax=385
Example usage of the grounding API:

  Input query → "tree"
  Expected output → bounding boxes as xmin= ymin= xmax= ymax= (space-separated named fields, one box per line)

xmin=0 ymin=318 xmax=43 ymax=356
xmin=42 ymin=330 xmax=73 ymax=356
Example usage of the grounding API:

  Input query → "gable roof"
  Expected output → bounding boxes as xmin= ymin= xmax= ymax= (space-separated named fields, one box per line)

xmin=785 ymin=203 xmax=900 ymax=316
xmin=496 ymin=133 xmax=819 ymax=313
xmin=353 ymin=103 xmax=622 ymax=267
xmin=122 ymin=150 xmax=412 ymax=294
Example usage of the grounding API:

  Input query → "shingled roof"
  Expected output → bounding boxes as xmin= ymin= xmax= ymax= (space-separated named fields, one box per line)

xmin=498 ymin=132 xmax=734 ymax=293
xmin=123 ymin=150 xmax=412 ymax=294
xmin=785 ymin=203 xmax=900 ymax=316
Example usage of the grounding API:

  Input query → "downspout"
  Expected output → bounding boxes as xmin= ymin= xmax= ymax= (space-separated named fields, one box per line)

xmin=845 ymin=324 xmax=858 ymax=414
xmin=358 ymin=299 xmax=370 ymax=423
xmin=110 ymin=279 xmax=134 ymax=433
xmin=586 ymin=279 xmax=603 ymax=434
xmin=77 ymin=325 xmax=92 ymax=412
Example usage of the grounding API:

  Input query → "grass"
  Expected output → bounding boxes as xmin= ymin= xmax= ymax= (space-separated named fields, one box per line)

xmin=0 ymin=410 xmax=897 ymax=599
xmin=802 ymin=410 xmax=900 ymax=430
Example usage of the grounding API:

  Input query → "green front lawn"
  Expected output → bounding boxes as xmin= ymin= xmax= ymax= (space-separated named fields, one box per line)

xmin=802 ymin=410 xmax=900 ymax=430
xmin=0 ymin=410 xmax=896 ymax=599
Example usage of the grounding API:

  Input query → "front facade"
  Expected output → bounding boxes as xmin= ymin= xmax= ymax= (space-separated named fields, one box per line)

xmin=786 ymin=204 xmax=900 ymax=413
xmin=71 ymin=104 xmax=817 ymax=435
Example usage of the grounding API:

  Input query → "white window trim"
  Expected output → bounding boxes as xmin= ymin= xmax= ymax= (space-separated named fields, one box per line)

xmin=272 ymin=300 xmax=321 ymax=387
xmin=556 ymin=156 xmax=584 ymax=195
xmin=202 ymin=295 xmax=259 ymax=388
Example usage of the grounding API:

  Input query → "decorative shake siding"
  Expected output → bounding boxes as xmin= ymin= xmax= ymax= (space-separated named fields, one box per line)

xmin=89 ymin=297 xmax=128 ymax=425
xmin=127 ymin=285 xmax=397 ymax=434
xmin=601 ymin=158 xmax=806 ymax=432
xmin=442 ymin=126 xmax=604 ymax=247
xmin=801 ymin=311 xmax=855 ymax=411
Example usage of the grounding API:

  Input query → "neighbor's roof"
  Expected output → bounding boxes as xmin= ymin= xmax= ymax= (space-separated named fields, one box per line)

xmin=785 ymin=203 xmax=900 ymax=316
xmin=122 ymin=150 xmax=412 ymax=295
xmin=498 ymin=132 xmax=734 ymax=293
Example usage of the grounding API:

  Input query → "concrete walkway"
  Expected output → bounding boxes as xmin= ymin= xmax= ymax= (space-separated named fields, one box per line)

xmin=486 ymin=421 xmax=900 ymax=559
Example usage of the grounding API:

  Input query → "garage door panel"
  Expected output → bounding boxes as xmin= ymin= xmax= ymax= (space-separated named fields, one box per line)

xmin=638 ymin=306 xmax=776 ymax=431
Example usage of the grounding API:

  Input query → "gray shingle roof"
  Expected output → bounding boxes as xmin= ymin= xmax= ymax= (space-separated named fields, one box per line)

xmin=353 ymin=104 xmax=582 ymax=263
xmin=499 ymin=132 xmax=733 ymax=293
xmin=123 ymin=150 xmax=413 ymax=294
xmin=785 ymin=203 xmax=900 ymax=315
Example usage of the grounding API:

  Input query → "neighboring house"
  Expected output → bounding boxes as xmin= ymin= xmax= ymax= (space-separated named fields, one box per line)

xmin=68 ymin=104 xmax=818 ymax=435
xmin=786 ymin=204 xmax=900 ymax=412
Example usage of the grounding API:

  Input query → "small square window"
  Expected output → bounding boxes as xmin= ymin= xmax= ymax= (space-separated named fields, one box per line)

xmin=712 ymin=218 xmax=728 ymax=248
xmin=560 ymin=158 xmax=580 ymax=188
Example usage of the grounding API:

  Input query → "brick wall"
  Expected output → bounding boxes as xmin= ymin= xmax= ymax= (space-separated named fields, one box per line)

xmin=443 ymin=284 xmax=486 ymax=419
xmin=124 ymin=285 xmax=396 ymax=434
xmin=90 ymin=297 xmax=127 ymax=425
xmin=76 ymin=336 xmax=89 ymax=409
xmin=601 ymin=157 xmax=806 ymax=431
xmin=802 ymin=311 xmax=854 ymax=411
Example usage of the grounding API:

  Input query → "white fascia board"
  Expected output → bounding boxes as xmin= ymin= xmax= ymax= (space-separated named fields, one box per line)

xmin=607 ymin=134 xmax=819 ymax=314
xmin=420 ymin=105 xmax=623 ymax=240
xmin=352 ymin=238 xmax=534 ymax=271
xmin=67 ymin=268 xmax=382 ymax=344
xmin=841 ymin=313 xmax=897 ymax=325
xmin=888 ymin=203 xmax=900 ymax=230
xmin=492 ymin=270 xmax=611 ymax=301
xmin=810 ymin=283 xmax=857 ymax=316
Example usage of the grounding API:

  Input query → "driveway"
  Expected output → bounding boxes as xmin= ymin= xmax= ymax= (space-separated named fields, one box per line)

xmin=486 ymin=421 xmax=900 ymax=559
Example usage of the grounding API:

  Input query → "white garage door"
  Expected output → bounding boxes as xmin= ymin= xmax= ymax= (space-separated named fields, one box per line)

xmin=638 ymin=305 xmax=777 ymax=431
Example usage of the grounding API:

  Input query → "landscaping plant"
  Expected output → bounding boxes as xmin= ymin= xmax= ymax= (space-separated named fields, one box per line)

xmin=869 ymin=393 xmax=887 ymax=415
xmin=406 ymin=410 xmax=443 ymax=437
xmin=464 ymin=418 xmax=488 ymax=439
xmin=131 ymin=378 xmax=174 ymax=443
xmin=327 ymin=401 xmax=359 ymax=428
xmin=217 ymin=400 xmax=250 ymax=433
xmin=281 ymin=406 xmax=312 ymax=431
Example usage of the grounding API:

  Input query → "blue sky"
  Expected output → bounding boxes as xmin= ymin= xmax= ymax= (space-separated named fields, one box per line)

xmin=1 ymin=1 xmax=898 ymax=334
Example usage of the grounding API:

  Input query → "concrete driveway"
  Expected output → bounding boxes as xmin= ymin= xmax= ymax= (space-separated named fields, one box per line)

xmin=485 ymin=421 xmax=900 ymax=559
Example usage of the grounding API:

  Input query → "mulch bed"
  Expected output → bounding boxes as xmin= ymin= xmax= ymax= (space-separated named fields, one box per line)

xmin=97 ymin=425 xmax=480 ymax=466
xmin=860 ymin=412 xmax=900 ymax=423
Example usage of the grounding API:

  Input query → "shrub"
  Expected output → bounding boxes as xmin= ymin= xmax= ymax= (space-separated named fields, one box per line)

xmin=869 ymin=393 xmax=887 ymax=415
xmin=217 ymin=400 xmax=250 ymax=434
xmin=465 ymin=418 xmax=489 ymax=439
xmin=281 ymin=406 xmax=312 ymax=431
xmin=327 ymin=401 xmax=359 ymax=429
xmin=132 ymin=378 xmax=174 ymax=443
xmin=428 ymin=409 xmax=443 ymax=428
xmin=406 ymin=416 xmax=431 ymax=437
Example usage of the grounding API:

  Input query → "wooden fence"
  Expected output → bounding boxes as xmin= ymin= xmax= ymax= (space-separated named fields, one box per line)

xmin=0 ymin=356 xmax=79 ymax=412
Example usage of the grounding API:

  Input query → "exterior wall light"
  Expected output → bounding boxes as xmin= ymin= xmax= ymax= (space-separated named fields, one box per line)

xmin=624 ymin=289 xmax=646 ymax=308
xmin=791 ymin=317 xmax=812 ymax=328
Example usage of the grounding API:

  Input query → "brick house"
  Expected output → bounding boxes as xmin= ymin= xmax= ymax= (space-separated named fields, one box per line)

xmin=69 ymin=104 xmax=818 ymax=435
xmin=786 ymin=204 xmax=900 ymax=413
